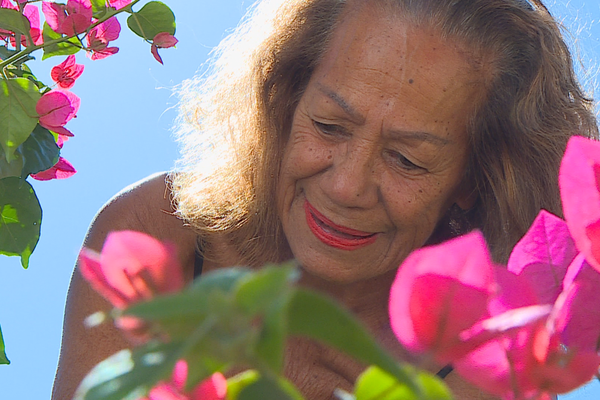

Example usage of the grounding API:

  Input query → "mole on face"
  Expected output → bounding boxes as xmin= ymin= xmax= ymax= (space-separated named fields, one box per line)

xmin=408 ymin=78 xmax=414 ymax=84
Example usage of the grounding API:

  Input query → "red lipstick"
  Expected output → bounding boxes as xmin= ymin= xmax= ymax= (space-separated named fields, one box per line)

xmin=304 ymin=201 xmax=378 ymax=250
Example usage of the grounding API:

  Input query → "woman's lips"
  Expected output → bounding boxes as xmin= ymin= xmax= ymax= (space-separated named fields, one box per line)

xmin=304 ymin=201 xmax=378 ymax=250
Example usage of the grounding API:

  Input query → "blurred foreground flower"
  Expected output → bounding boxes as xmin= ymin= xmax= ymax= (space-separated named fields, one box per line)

xmin=79 ymin=231 xmax=184 ymax=343
xmin=389 ymin=232 xmax=498 ymax=364
xmin=141 ymin=360 xmax=227 ymax=400
xmin=560 ymin=136 xmax=600 ymax=274
xmin=390 ymin=205 xmax=600 ymax=399
xmin=79 ymin=230 xmax=184 ymax=308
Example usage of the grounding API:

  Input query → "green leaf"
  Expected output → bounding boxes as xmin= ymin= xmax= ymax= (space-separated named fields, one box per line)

xmin=0 ymin=150 xmax=24 ymax=179
xmin=0 ymin=324 xmax=9 ymax=365
xmin=234 ymin=262 xmax=298 ymax=315
xmin=42 ymin=22 xmax=81 ymax=60
xmin=414 ymin=373 xmax=453 ymax=400
xmin=237 ymin=376 xmax=305 ymax=400
xmin=0 ymin=77 xmax=41 ymax=162
xmin=0 ymin=8 xmax=31 ymax=36
xmin=20 ymin=124 xmax=60 ymax=177
xmin=253 ymin=296 xmax=288 ymax=374
xmin=125 ymin=267 xmax=252 ymax=322
xmin=127 ymin=1 xmax=175 ymax=40
xmin=354 ymin=367 xmax=452 ymax=400
xmin=354 ymin=367 xmax=453 ymax=400
xmin=91 ymin=0 xmax=108 ymax=14
xmin=0 ymin=45 xmax=18 ymax=61
xmin=226 ymin=370 xmax=260 ymax=400
xmin=7 ymin=64 xmax=47 ymax=91
xmin=74 ymin=343 xmax=180 ymax=400
xmin=286 ymin=289 xmax=420 ymax=394
xmin=0 ymin=177 xmax=41 ymax=268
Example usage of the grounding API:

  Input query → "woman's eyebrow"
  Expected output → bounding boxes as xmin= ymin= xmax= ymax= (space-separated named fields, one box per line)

xmin=317 ymin=84 xmax=451 ymax=146
xmin=388 ymin=129 xmax=452 ymax=146
xmin=317 ymin=84 xmax=366 ymax=124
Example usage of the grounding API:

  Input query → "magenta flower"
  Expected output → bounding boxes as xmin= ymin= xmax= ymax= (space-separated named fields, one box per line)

xmin=390 ymin=205 xmax=600 ymax=400
xmin=452 ymin=213 xmax=600 ymax=399
xmin=0 ymin=1 xmax=42 ymax=46
xmin=107 ymin=0 xmax=131 ymax=10
xmin=22 ymin=4 xmax=43 ymax=45
xmin=389 ymin=231 xmax=498 ymax=364
xmin=141 ymin=360 xmax=227 ymax=400
xmin=51 ymin=55 xmax=84 ymax=89
xmin=150 ymin=32 xmax=178 ymax=64
xmin=86 ymin=17 xmax=120 ymax=60
xmin=79 ymin=231 xmax=185 ymax=344
xmin=507 ymin=210 xmax=578 ymax=304
xmin=36 ymin=89 xmax=80 ymax=137
xmin=30 ymin=156 xmax=76 ymax=181
xmin=78 ymin=231 xmax=184 ymax=309
xmin=454 ymin=254 xmax=600 ymax=399
xmin=560 ymin=136 xmax=600 ymax=274
xmin=42 ymin=0 xmax=93 ymax=36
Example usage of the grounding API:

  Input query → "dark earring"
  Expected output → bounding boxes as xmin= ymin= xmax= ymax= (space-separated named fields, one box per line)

xmin=447 ymin=203 xmax=471 ymax=238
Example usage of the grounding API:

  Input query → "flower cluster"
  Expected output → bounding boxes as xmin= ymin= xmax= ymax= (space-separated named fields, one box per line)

xmin=0 ymin=0 xmax=179 ymax=183
xmin=1 ymin=0 xmax=179 ymax=272
xmin=390 ymin=136 xmax=600 ymax=399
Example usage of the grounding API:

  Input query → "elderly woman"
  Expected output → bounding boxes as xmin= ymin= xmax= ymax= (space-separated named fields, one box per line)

xmin=52 ymin=0 xmax=597 ymax=399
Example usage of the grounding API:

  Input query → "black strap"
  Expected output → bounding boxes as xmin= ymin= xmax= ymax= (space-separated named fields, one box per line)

xmin=436 ymin=364 xmax=454 ymax=379
xmin=193 ymin=240 xmax=204 ymax=279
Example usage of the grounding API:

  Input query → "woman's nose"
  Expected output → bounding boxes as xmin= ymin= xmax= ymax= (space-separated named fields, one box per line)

xmin=322 ymin=141 xmax=380 ymax=209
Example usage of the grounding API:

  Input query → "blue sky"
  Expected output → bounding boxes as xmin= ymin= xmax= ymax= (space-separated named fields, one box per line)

xmin=1 ymin=1 xmax=600 ymax=399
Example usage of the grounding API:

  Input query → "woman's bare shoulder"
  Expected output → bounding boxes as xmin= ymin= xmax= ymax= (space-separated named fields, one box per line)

xmin=84 ymin=172 xmax=197 ymax=258
xmin=51 ymin=172 xmax=198 ymax=400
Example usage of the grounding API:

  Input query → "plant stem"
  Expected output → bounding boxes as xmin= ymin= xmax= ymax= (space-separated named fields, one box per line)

xmin=0 ymin=0 xmax=141 ymax=72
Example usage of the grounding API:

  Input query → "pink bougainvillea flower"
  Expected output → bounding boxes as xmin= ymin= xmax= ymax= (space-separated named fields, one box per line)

xmin=30 ymin=156 xmax=76 ymax=181
xmin=560 ymin=136 xmax=600 ymax=273
xmin=550 ymin=254 xmax=600 ymax=359
xmin=79 ymin=230 xmax=184 ymax=343
xmin=1 ymin=3 xmax=43 ymax=46
xmin=454 ymin=253 xmax=600 ymax=400
xmin=507 ymin=210 xmax=577 ymax=304
xmin=86 ymin=17 xmax=120 ymax=60
xmin=389 ymin=231 xmax=499 ymax=364
xmin=42 ymin=0 xmax=93 ymax=36
xmin=141 ymin=360 xmax=227 ymax=400
xmin=78 ymin=230 xmax=184 ymax=309
xmin=150 ymin=32 xmax=178 ymax=64
xmin=36 ymin=89 xmax=80 ymax=137
xmin=23 ymin=4 xmax=43 ymax=45
xmin=454 ymin=319 xmax=551 ymax=400
xmin=107 ymin=0 xmax=131 ymax=10
xmin=0 ymin=1 xmax=42 ymax=47
xmin=51 ymin=55 xmax=84 ymax=89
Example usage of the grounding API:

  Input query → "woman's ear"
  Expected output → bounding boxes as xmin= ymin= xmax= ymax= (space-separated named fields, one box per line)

xmin=454 ymin=179 xmax=478 ymax=211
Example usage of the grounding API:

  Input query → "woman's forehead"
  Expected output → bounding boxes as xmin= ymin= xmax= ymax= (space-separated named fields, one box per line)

xmin=307 ymin=6 xmax=485 ymax=131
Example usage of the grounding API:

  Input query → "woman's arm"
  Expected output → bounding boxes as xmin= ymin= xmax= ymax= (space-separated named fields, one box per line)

xmin=51 ymin=173 xmax=198 ymax=400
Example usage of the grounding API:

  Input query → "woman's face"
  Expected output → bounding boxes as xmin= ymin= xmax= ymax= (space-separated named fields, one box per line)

xmin=277 ymin=6 xmax=484 ymax=283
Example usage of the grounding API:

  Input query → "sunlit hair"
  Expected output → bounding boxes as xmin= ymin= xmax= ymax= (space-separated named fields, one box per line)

xmin=171 ymin=0 xmax=598 ymax=266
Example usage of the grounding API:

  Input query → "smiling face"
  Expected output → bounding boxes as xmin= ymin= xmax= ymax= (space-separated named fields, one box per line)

xmin=277 ymin=4 xmax=485 ymax=283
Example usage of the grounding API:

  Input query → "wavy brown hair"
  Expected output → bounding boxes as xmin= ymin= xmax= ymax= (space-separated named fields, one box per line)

xmin=171 ymin=0 xmax=597 ymax=266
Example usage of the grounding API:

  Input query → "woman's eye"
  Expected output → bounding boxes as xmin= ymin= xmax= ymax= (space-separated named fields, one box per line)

xmin=387 ymin=150 xmax=425 ymax=172
xmin=313 ymin=121 xmax=348 ymax=137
